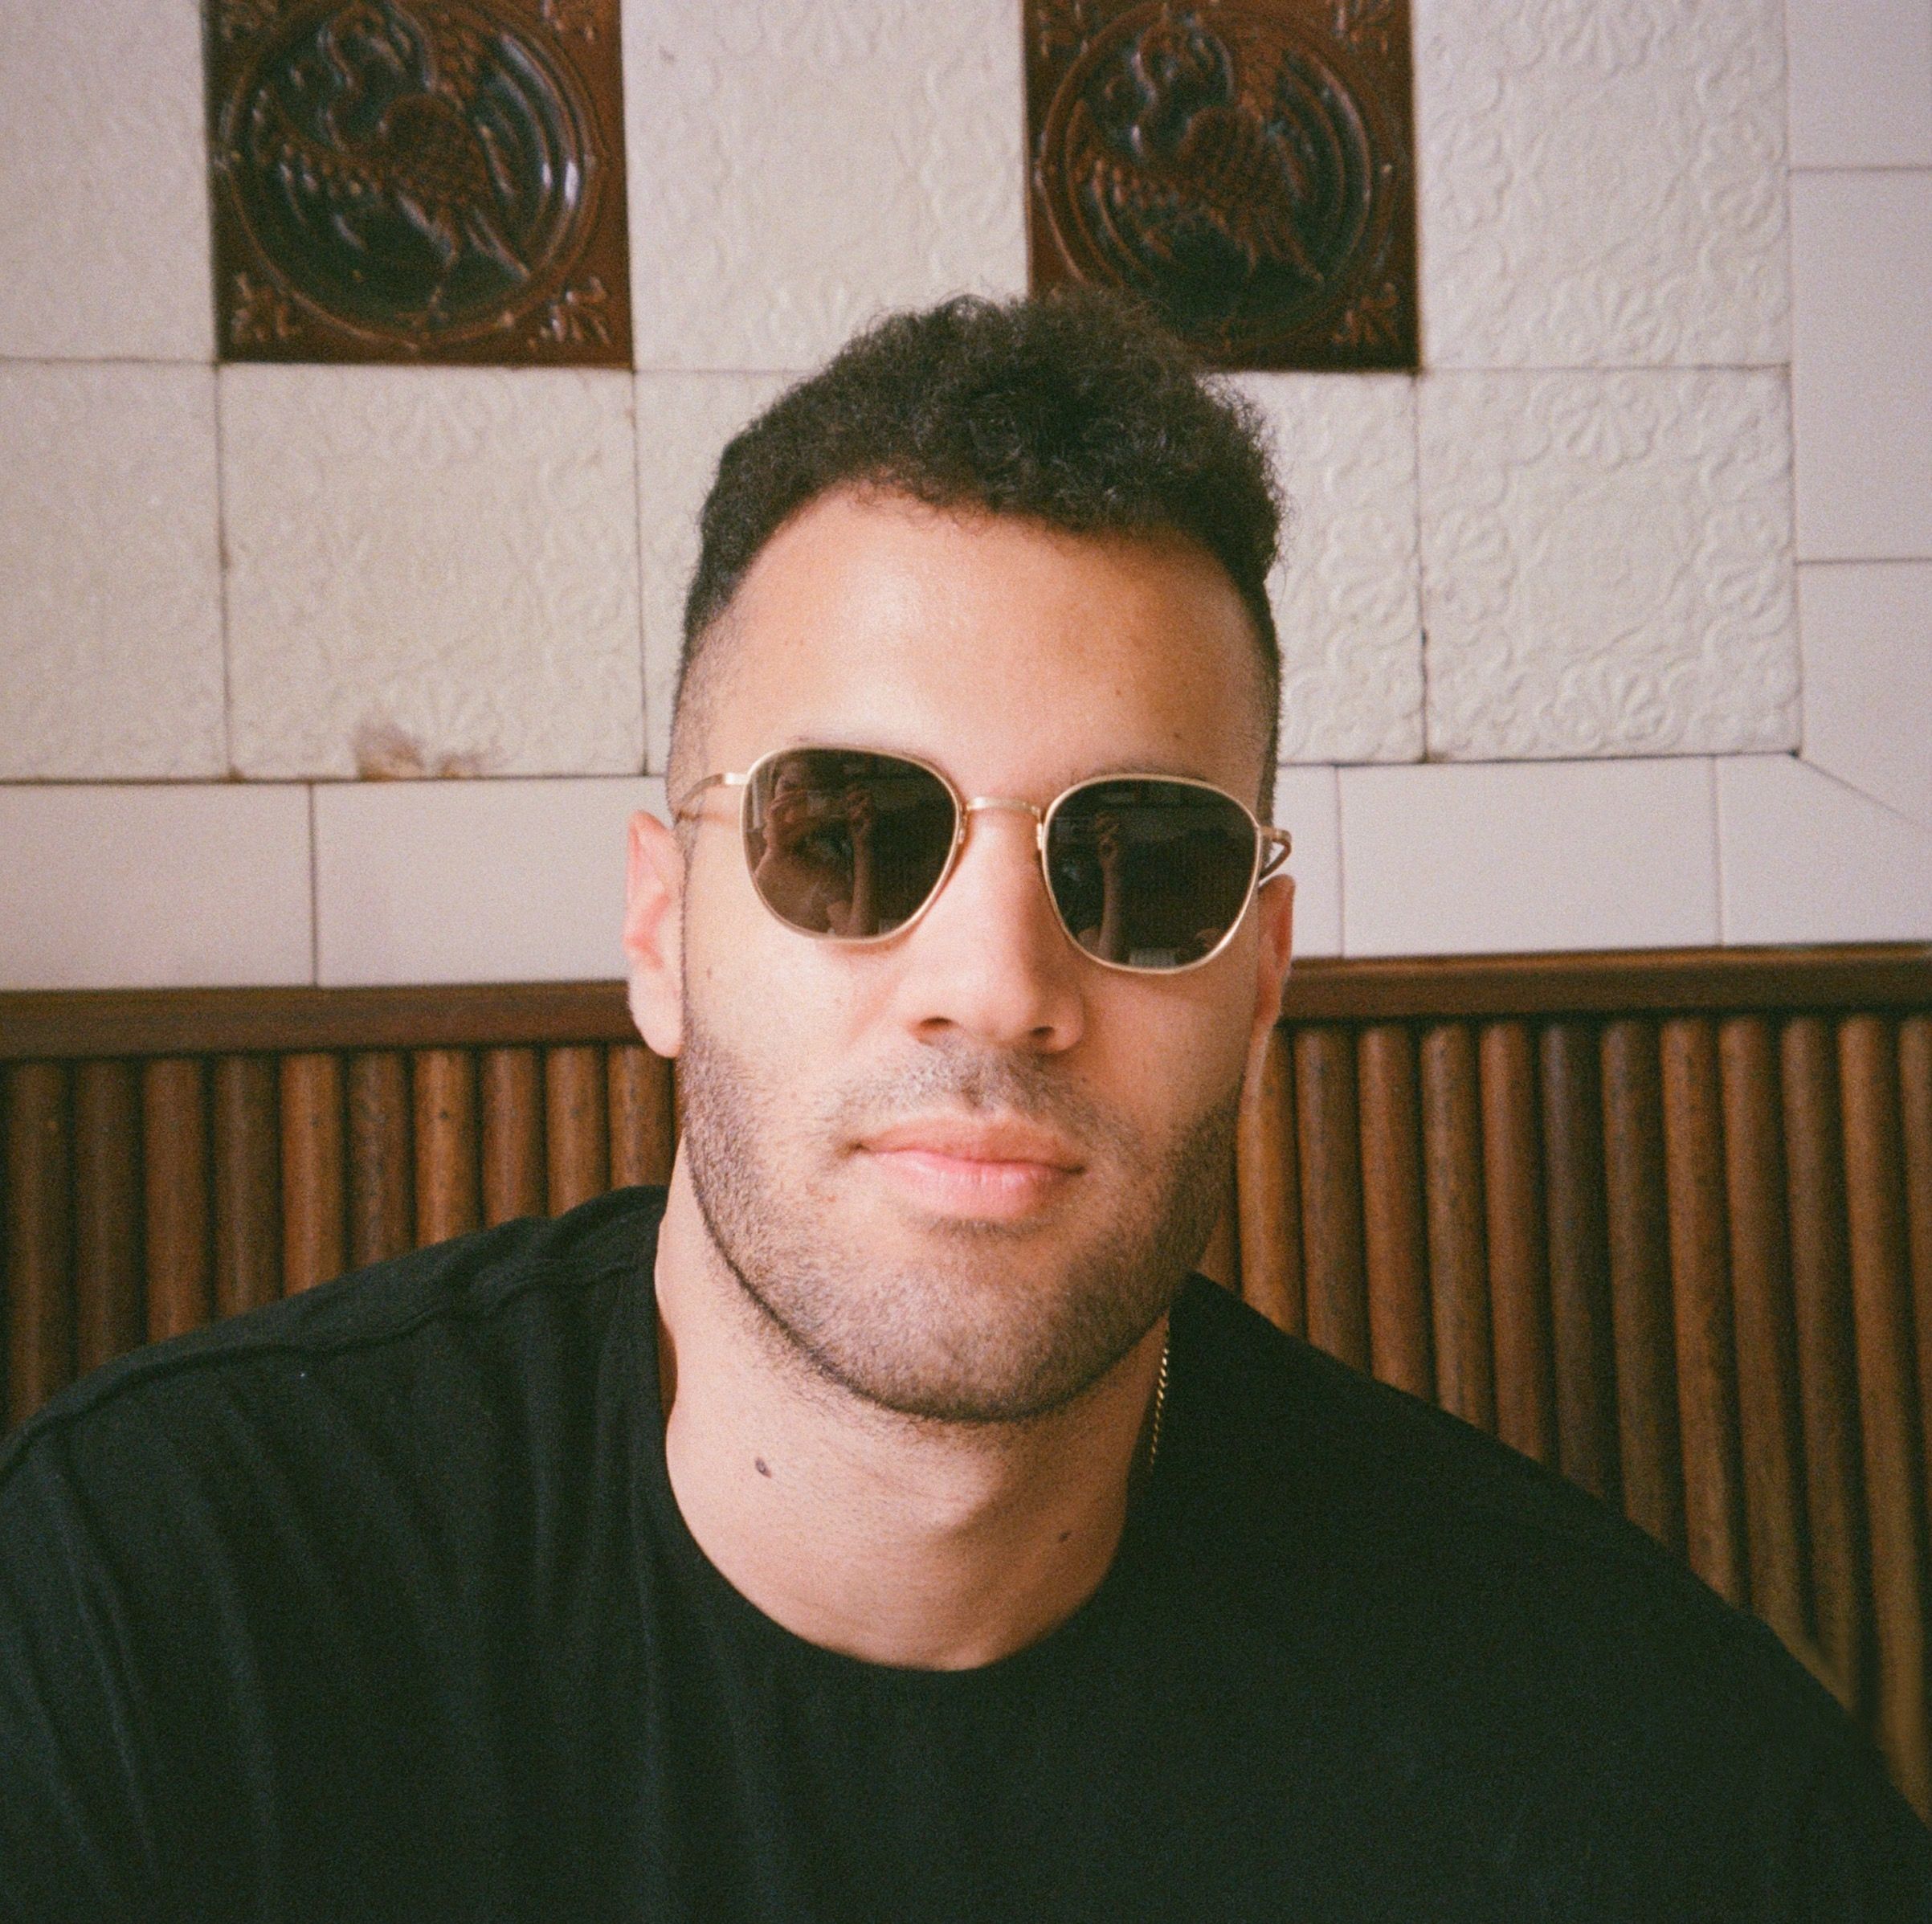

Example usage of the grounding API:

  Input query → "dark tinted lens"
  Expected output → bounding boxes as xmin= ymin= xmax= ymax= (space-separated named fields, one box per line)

xmin=743 ymin=750 xmax=956 ymax=937
xmin=1046 ymin=779 xmax=1258 ymax=970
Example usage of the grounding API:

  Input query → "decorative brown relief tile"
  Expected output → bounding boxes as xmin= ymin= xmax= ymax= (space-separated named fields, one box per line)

xmin=206 ymin=0 xmax=630 ymax=365
xmin=1026 ymin=0 xmax=1417 ymax=370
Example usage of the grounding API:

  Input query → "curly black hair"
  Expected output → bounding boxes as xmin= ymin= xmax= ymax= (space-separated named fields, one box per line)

xmin=671 ymin=291 xmax=1285 ymax=799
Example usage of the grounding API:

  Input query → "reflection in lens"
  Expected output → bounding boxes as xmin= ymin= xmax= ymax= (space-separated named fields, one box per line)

xmin=744 ymin=750 xmax=956 ymax=937
xmin=1048 ymin=780 xmax=1256 ymax=970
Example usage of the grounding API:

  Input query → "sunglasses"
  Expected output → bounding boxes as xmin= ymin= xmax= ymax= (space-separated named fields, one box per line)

xmin=673 ymin=745 xmax=1290 ymax=974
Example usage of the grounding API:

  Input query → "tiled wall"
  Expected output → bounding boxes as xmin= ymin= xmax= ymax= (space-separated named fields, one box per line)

xmin=2 ymin=0 xmax=1930 ymax=990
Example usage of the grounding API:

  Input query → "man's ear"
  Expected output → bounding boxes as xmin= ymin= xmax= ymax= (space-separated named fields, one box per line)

xmin=623 ymin=810 xmax=684 ymax=1058
xmin=1245 ymin=872 xmax=1294 ymax=1079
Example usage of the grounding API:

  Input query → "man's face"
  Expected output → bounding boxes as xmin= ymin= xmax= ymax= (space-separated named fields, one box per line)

xmin=659 ymin=488 xmax=1293 ymax=1425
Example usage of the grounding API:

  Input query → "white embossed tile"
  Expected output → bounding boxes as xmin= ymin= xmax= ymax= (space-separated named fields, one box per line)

xmin=1790 ymin=171 xmax=1932 ymax=562
xmin=1419 ymin=371 xmax=1799 ymax=761
xmin=0 ymin=364 xmax=223 ymax=779
xmin=223 ymin=367 xmax=643 ymax=781
xmin=0 ymin=785 xmax=312 ymax=989
xmin=1268 ymin=766 xmax=1341 ymax=959
xmin=1414 ymin=0 xmax=1789 ymax=368
xmin=0 ymin=0 xmax=210 ymax=359
xmin=1718 ymin=756 xmax=1932 ymax=944
xmin=636 ymin=372 xmax=791 ymax=774
xmin=315 ymin=777 xmax=664 ymax=985
xmin=1799 ymin=562 xmax=1932 ymax=832
xmin=1786 ymin=0 xmax=1932 ymax=169
xmin=1232 ymin=375 xmax=1422 ymax=765
xmin=623 ymin=0 xmax=1027 ymax=370
xmin=1340 ymin=759 xmax=1718 ymax=956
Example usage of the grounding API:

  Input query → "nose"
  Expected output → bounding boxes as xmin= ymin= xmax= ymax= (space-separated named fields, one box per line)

xmin=886 ymin=803 xmax=1085 ymax=1053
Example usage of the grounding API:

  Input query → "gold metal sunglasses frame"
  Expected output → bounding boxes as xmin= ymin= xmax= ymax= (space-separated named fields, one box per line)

xmin=672 ymin=745 xmax=1293 ymax=975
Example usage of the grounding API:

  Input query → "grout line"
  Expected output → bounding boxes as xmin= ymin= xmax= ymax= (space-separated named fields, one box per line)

xmin=1788 ymin=161 xmax=1932 ymax=176
xmin=1795 ymin=753 xmax=1932 ymax=837
xmin=1795 ymin=554 xmax=1932 ymax=568
xmin=627 ymin=372 xmax=652 ymax=776
xmin=211 ymin=366 xmax=235 ymax=774
xmin=1407 ymin=374 xmax=1432 ymax=762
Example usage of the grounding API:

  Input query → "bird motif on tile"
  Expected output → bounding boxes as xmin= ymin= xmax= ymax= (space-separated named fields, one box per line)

xmin=1088 ymin=12 xmax=1324 ymax=287
xmin=247 ymin=0 xmax=526 ymax=310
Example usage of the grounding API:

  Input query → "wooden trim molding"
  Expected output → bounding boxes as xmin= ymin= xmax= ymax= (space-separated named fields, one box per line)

xmin=6 ymin=945 xmax=1930 ymax=1061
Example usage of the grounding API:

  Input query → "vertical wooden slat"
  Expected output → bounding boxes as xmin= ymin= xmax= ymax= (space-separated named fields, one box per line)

xmin=5 ymin=1062 xmax=74 ymax=1427
xmin=347 ymin=1052 xmax=412 ymax=1268
xmin=1899 ymin=1015 xmax=1932 ymax=1505
xmin=1781 ymin=1016 xmax=1868 ymax=1717
xmin=480 ymin=1048 xmax=545 ymax=1226
xmin=414 ymin=1049 xmax=479 ymax=1246
xmin=1840 ymin=1015 xmax=1932 ymax=1819
xmin=1540 ymin=1023 xmax=1619 ymax=1503
xmin=212 ymin=1056 xmax=280 ymax=1319
xmin=1418 ymin=1023 xmax=1494 ymax=1432
xmin=1601 ymin=1019 xmax=1685 ymax=1556
xmin=608 ymin=1044 xmax=676 ymax=1190
xmin=281 ymin=1053 xmax=345 ymax=1295
xmin=1659 ymin=1018 xmax=1749 ymax=1607
xmin=142 ymin=1058 xmax=211 ymax=1342
xmin=71 ymin=1060 xmax=143 ymax=1374
xmin=1293 ymin=1026 xmax=1368 ymax=1372
xmin=1718 ymin=1017 xmax=1811 ymax=1665
xmin=1236 ymin=1026 xmax=1304 ymax=1338
xmin=1358 ymin=1025 xmax=1432 ymax=1399
xmin=545 ymin=1045 xmax=610 ymax=1217
xmin=1481 ymin=1022 xmax=1556 ymax=1466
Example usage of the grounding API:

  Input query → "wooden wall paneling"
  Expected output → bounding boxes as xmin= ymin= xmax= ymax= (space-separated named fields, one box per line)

xmin=347 ymin=1052 xmax=413 ymax=1268
xmin=141 ymin=1057 xmax=211 ymax=1342
xmin=1658 ymin=1018 xmax=1750 ymax=1606
xmin=1600 ymin=1020 xmax=1687 ymax=1556
xmin=71 ymin=1059 xmax=143 ymax=1375
xmin=1779 ymin=1016 xmax=1870 ymax=1717
xmin=5 ymin=1062 xmax=74 ymax=1427
xmin=1357 ymin=1024 xmax=1432 ymax=1399
xmin=607 ymin=1044 xmax=676 ymax=1190
xmin=280 ymin=1054 xmax=345 ymax=1294
xmin=211 ymin=1056 xmax=281 ymax=1318
xmin=1417 ymin=1023 xmax=1494 ymax=1432
xmin=480 ymin=1048 xmax=545 ymax=1227
xmin=1898 ymin=1015 xmax=1932 ymax=1503
xmin=1292 ymin=1026 xmax=1369 ymax=1372
xmin=1479 ymin=1022 xmax=1557 ymax=1466
xmin=1716 ymin=1018 xmax=1812 ymax=1670
xmin=1236 ymin=1026 xmax=1304 ymax=1337
xmin=1838 ymin=1015 xmax=1932 ymax=1818
xmin=545 ymin=1045 xmax=609 ymax=1217
xmin=1539 ymin=1023 xmax=1620 ymax=1505
xmin=414 ymin=1049 xmax=479 ymax=1246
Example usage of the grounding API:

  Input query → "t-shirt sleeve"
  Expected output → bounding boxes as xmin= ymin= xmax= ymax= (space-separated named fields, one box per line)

xmin=0 ymin=1428 xmax=166 ymax=1922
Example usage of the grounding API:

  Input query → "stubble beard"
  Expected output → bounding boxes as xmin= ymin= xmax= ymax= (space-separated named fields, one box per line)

xmin=677 ymin=1007 xmax=1239 ymax=1427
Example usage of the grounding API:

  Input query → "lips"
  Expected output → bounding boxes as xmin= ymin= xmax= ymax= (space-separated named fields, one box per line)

xmin=856 ymin=1115 xmax=1085 ymax=1220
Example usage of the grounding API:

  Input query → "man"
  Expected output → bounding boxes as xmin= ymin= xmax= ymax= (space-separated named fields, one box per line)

xmin=2 ymin=295 xmax=1926 ymax=1919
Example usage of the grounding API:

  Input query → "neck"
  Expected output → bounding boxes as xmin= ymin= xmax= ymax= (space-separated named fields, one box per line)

xmin=651 ymin=1161 xmax=1167 ymax=1670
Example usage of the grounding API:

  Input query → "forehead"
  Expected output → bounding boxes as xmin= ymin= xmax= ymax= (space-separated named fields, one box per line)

xmin=705 ymin=490 xmax=1268 ymax=796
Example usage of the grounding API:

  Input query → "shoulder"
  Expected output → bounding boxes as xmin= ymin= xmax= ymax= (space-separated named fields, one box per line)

xmin=0 ymin=1184 xmax=667 ymax=1501
xmin=1163 ymin=1277 xmax=1894 ymax=1782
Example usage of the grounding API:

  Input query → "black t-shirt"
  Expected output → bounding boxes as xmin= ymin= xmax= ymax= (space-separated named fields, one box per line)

xmin=2 ymin=1187 xmax=1926 ymax=1922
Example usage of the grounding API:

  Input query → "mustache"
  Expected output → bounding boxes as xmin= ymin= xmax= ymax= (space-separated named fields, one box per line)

xmin=818 ymin=1048 xmax=1137 ymax=1158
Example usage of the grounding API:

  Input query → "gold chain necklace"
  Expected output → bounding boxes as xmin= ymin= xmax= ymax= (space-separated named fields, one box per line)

xmin=1144 ymin=1329 xmax=1171 ymax=1473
